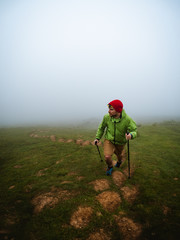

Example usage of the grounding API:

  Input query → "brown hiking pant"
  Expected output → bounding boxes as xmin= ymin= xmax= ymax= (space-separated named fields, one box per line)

xmin=104 ymin=139 xmax=125 ymax=167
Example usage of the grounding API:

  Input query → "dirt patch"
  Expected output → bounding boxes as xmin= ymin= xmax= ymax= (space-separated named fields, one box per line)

xmin=50 ymin=135 xmax=56 ymax=141
xmin=32 ymin=134 xmax=39 ymax=138
xmin=5 ymin=214 xmax=18 ymax=226
xmin=112 ymin=171 xmax=127 ymax=187
xmin=77 ymin=176 xmax=85 ymax=181
xmin=114 ymin=215 xmax=142 ymax=240
xmin=82 ymin=140 xmax=91 ymax=146
xmin=121 ymin=185 xmax=139 ymax=203
xmin=61 ymin=181 xmax=72 ymax=184
xmin=70 ymin=206 xmax=93 ymax=229
xmin=96 ymin=191 xmax=121 ymax=212
xmin=76 ymin=139 xmax=83 ymax=145
xmin=14 ymin=165 xmax=22 ymax=169
xmin=90 ymin=179 xmax=110 ymax=192
xmin=32 ymin=188 xmax=74 ymax=214
xmin=87 ymin=228 xmax=111 ymax=240
xmin=66 ymin=139 xmax=74 ymax=143
xmin=68 ymin=172 xmax=77 ymax=176
xmin=56 ymin=160 xmax=63 ymax=164
xmin=36 ymin=168 xmax=48 ymax=177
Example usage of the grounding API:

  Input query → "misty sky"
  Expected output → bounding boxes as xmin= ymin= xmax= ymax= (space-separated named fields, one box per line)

xmin=0 ymin=0 xmax=180 ymax=126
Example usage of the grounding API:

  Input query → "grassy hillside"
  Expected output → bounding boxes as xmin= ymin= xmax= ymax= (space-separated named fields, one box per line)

xmin=0 ymin=122 xmax=179 ymax=240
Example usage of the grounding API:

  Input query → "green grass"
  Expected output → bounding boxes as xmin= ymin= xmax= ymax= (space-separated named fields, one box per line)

xmin=0 ymin=122 xmax=180 ymax=240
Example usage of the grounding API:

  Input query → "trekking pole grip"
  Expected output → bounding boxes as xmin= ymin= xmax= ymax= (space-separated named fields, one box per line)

xmin=95 ymin=140 xmax=103 ymax=162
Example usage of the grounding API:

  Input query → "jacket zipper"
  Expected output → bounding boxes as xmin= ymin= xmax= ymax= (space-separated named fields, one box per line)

xmin=114 ymin=122 xmax=116 ymax=144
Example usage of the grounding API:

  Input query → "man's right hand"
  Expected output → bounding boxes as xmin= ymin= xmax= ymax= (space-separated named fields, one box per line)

xmin=94 ymin=139 xmax=99 ymax=145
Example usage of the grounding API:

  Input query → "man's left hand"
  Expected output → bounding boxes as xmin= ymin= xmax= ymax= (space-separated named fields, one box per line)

xmin=125 ymin=133 xmax=132 ymax=140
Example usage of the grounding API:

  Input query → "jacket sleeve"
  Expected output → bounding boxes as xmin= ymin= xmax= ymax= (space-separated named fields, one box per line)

xmin=96 ymin=115 xmax=107 ymax=140
xmin=127 ymin=117 xmax=137 ymax=139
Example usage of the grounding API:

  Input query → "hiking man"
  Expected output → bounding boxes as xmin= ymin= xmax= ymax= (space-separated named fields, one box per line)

xmin=94 ymin=99 xmax=137 ymax=176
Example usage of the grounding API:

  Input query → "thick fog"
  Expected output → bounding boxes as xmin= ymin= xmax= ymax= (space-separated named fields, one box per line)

xmin=0 ymin=0 xmax=180 ymax=126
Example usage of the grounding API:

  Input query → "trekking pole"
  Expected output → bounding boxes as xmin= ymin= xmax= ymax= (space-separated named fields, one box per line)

xmin=127 ymin=131 xmax=130 ymax=179
xmin=95 ymin=141 xmax=103 ymax=162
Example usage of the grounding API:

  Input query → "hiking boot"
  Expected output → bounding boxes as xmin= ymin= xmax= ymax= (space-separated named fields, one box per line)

xmin=106 ymin=166 xmax=113 ymax=176
xmin=115 ymin=161 xmax=122 ymax=168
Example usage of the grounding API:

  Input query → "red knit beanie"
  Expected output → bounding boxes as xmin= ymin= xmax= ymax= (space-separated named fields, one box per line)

xmin=108 ymin=99 xmax=123 ymax=113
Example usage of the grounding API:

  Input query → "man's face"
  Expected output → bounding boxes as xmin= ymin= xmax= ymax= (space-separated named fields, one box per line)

xmin=108 ymin=106 xmax=118 ymax=117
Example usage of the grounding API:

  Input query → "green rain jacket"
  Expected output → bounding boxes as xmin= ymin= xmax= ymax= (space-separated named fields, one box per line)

xmin=96 ymin=109 xmax=137 ymax=145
